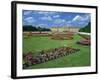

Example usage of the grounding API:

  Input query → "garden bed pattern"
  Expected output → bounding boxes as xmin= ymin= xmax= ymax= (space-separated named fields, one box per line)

xmin=23 ymin=46 xmax=80 ymax=69
xmin=51 ymin=32 xmax=74 ymax=40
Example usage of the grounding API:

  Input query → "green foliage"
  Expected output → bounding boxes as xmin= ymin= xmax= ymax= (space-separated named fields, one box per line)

xmin=79 ymin=22 xmax=91 ymax=33
xmin=23 ymin=25 xmax=51 ymax=31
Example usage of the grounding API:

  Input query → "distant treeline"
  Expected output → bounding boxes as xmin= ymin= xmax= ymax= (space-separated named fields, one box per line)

xmin=79 ymin=22 xmax=91 ymax=33
xmin=23 ymin=25 xmax=51 ymax=31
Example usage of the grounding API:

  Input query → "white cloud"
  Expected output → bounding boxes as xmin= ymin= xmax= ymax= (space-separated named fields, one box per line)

xmin=72 ymin=14 xmax=90 ymax=21
xmin=72 ymin=15 xmax=82 ymax=21
xmin=53 ymin=15 xmax=60 ymax=18
xmin=54 ymin=19 xmax=66 ymax=24
xmin=24 ymin=17 xmax=35 ymax=23
xmin=38 ymin=24 xmax=47 ymax=27
xmin=66 ymin=21 xmax=71 ymax=24
xmin=64 ymin=21 xmax=72 ymax=26
xmin=40 ymin=16 xmax=52 ymax=21
xmin=66 ymin=23 xmax=72 ymax=27
xmin=82 ymin=14 xmax=90 ymax=21
xmin=23 ymin=11 xmax=32 ymax=15
xmin=36 ymin=11 xmax=56 ymax=16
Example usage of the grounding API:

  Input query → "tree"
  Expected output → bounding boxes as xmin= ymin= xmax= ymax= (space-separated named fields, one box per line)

xmin=38 ymin=27 xmax=42 ymax=33
xmin=79 ymin=22 xmax=91 ymax=33
xmin=23 ymin=25 xmax=51 ymax=32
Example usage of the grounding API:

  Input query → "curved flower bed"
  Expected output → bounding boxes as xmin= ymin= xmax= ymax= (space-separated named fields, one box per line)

xmin=23 ymin=46 xmax=80 ymax=69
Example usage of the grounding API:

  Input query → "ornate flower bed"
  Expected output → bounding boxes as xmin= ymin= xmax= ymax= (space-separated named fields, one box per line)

xmin=23 ymin=46 xmax=80 ymax=69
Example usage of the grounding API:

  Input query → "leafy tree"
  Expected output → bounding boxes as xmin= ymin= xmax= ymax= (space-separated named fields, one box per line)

xmin=37 ymin=27 xmax=42 ymax=33
xmin=23 ymin=25 xmax=51 ymax=32
xmin=79 ymin=22 xmax=91 ymax=33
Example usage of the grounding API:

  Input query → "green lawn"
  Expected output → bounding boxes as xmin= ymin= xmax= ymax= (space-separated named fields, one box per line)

xmin=23 ymin=34 xmax=90 ymax=69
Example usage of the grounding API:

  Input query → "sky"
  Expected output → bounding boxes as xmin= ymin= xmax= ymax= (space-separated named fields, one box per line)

xmin=23 ymin=10 xmax=91 ymax=28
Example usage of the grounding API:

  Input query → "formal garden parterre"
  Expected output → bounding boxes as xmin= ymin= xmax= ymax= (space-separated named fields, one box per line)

xmin=23 ymin=32 xmax=91 ymax=69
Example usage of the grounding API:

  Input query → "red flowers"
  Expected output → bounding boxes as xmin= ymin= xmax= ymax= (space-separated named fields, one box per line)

xmin=23 ymin=47 xmax=80 ymax=69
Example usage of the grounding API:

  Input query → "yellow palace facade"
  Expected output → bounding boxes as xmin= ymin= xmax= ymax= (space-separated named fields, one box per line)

xmin=50 ymin=27 xmax=80 ymax=33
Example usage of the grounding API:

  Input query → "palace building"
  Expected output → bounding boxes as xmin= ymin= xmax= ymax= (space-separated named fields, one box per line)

xmin=50 ymin=27 xmax=80 ymax=33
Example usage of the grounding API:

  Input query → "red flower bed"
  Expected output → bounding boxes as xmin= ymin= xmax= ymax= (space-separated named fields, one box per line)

xmin=23 ymin=47 xmax=80 ymax=69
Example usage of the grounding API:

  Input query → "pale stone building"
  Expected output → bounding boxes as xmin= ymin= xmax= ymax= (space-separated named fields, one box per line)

xmin=50 ymin=27 xmax=80 ymax=33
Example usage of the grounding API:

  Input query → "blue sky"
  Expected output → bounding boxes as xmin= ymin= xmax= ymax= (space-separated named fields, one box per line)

xmin=23 ymin=10 xmax=90 ymax=28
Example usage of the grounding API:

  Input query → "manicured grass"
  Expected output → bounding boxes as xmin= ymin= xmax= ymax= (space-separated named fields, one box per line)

xmin=23 ymin=34 xmax=90 ymax=69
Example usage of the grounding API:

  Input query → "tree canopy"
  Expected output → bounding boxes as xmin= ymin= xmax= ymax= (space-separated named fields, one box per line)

xmin=23 ymin=25 xmax=51 ymax=32
xmin=79 ymin=22 xmax=91 ymax=33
